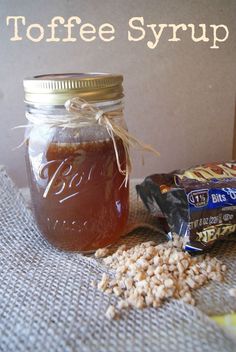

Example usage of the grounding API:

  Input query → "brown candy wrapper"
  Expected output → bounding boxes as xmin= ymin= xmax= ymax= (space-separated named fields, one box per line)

xmin=136 ymin=161 xmax=236 ymax=252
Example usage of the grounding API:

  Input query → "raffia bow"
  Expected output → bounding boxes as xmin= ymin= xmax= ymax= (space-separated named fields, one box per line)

xmin=64 ymin=98 xmax=159 ymax=186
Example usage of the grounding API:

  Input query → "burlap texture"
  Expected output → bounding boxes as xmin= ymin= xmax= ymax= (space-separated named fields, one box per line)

xmin=0 ymin=166 xmax=236 ymax=352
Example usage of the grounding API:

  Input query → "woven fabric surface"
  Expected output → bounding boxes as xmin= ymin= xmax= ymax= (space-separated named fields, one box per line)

xmin=0 ymin=166 xmax=236 ymax=352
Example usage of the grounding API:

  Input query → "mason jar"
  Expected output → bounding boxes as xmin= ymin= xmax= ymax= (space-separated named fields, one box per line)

xmin=23 ymin=73 xmax=129 ymax=252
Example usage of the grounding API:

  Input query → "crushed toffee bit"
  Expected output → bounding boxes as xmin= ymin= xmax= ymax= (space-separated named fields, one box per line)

xmin=105 ymin=305 xmax=118 ymax=320
xmin=95 ymin=247 xmax=110 ymax=258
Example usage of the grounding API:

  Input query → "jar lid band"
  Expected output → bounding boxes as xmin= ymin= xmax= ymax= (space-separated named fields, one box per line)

xmin=24 ymin=73 xmax=123 ymax=105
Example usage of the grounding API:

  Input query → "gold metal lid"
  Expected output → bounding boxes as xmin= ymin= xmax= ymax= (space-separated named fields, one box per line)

xmin=24 ymin=73 xmax=123 ymax=105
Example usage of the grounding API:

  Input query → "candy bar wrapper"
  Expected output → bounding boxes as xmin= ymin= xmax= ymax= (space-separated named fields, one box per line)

xmin=136 ymin=162 xmax=236 ymax=253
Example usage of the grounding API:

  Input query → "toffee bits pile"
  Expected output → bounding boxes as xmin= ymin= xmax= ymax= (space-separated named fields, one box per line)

xmin=94 ymin=236 xmax=227 ymax=320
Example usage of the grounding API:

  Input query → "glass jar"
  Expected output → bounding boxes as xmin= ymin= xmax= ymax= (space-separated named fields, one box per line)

xmin=23 ymin=73 xmax=129 ymax=252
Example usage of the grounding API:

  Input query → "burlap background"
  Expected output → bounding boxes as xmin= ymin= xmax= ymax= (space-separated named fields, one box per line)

xmin=0 ymin=166 xmax=236 ymax=351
